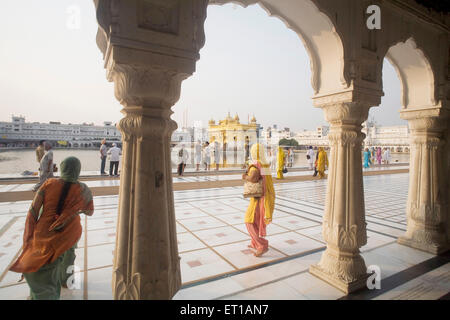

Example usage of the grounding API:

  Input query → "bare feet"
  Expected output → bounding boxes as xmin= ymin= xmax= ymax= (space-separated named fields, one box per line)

xmin=254 ymin=247 xmax=268 ymax=257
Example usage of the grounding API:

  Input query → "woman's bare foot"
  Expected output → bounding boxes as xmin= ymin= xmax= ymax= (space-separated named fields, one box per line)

xmin=254 ymin=247 xmax=268 ymax=257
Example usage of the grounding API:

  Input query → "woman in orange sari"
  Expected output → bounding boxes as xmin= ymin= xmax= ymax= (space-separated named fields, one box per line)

xmin=10 ymin=156 xmax=94 ymax=300
xmin=242 ymin=143 xmax=275 ymax=257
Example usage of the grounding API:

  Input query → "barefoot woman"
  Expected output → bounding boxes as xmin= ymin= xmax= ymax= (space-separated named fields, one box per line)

xmin=10 ymin=157 xmax=94 ymax=299
xmin=242 ymin=143 xmax=275 ymax=257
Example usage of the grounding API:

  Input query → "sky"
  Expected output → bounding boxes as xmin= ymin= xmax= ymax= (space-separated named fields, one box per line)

xmin=0 ymin=1 xmax=405 ymax=132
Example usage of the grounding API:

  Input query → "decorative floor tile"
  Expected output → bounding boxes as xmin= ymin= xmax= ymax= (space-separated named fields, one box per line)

xmin=177 ymin=232 xmax=207 ymax=253
xmin=87 ymin=243 xmax=114 ymax=270
xmin=193 ymin=226 xmax=249 ymax=247
xmin=213 ymin=241 xmax=286 ymax=269
xmin=178 ymin=216 xmax=227 ymax=232
xmin=179 ymin=248 xmax=235 ymax=284
xmin=175 ymin=208 xmax=209 ymax=220
xmin=266 ymin=232 xmax=324 ymax=256
xmin=272 ymin=216 xmax=319 ymax=231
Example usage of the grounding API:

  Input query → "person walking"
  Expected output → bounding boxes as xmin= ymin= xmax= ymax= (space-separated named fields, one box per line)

xmin=177 ymin=144 xmax=189 ymax=176
xmin=35 ymin=140 xmax=46 ymax=165
xmin=376 ymin=147 xmax=382 ymax=165
xmin=203 ymin=142 xmax=211 ymax=171
xmin=107 ymin=143 xmax=122 ymax=176
xmin=317 ymin=147 xmax=328 ymax=179
xmin=287 ymin=148 xmax=294 ymax=168
xmin=194 ymin=140 xmax=202 ymax=171
xmin=370 ymin=147 xmax=376 ymax=165
xmin=383 ymin=148 xmax=391 ymax=165
xmin=10 ymin=157 xmax=94 ymax=300
xmin=363 ymin=148 xmax=372 ymax=168
xmin=276 ymin=146 xmax=285 ymax=179
xmin=99 ymin=139 xmax=107 ymax=175
xmin=242 ymin=143 xmax=275 ymax=257
xmin=214 ymin=141 xmax=221 ymax=171
xmin=306 ymin=146 xmax=315 ymax=170
xmin=33 ymin=141 xmax=54 ymax=192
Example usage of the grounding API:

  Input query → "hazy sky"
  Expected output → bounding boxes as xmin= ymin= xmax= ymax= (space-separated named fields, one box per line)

xmin=0 ymin=1 xmax=405 ymax=131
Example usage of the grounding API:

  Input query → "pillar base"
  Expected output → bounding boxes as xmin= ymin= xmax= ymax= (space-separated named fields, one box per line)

xmin=309 ymin=264 xmax=369 ymax=294
xmin=397 ymin=236 xmax=450 ymax=255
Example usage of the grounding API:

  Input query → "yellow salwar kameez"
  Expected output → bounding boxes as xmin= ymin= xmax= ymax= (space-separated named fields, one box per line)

xmin=243 ymin=144 xmax=275 ymax=257
xmin=317 ymin=147 xmax=328 ymax=179
xmin=276 ymin=147 xmax=285 ymax=179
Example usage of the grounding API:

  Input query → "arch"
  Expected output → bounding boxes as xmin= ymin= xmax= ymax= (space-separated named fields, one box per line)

xmin=384 ymin=38 xmax=437 ymax=109
xmin=208 ymin=0 xmax=347 ymax=95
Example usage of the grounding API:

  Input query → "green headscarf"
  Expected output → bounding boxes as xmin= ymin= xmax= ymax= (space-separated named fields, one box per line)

xmin=60 ymin=157 xmax=81 ymax=183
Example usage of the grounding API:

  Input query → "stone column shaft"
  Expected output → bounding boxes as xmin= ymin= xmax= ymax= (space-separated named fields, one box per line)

xmin=398 ymin=112 xmax=449 ymax=254
xmin=111 ymin=65 xmax=187 ymax=299
xmin=310 ymin=101 xmax=372 ymax=293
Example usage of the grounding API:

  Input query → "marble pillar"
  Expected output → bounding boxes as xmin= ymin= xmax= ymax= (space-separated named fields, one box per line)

xmin=94 ymin=0 xmax=208 ymax=299
xmin=111 ymin=66 xmax=188 ymax=299
xmin=309 ymin=95 xmax=376 ymax=293
xmin=398 ymin=109 xmax=449 ymax=254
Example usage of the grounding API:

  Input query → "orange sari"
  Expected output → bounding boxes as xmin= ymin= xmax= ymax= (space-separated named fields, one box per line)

xmin=10 ymin=178 xmax=94 ymax=274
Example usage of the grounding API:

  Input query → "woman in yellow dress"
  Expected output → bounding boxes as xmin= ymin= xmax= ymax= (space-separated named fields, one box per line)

xmin=242 ymin=143 xmax=275 ymax=257
xmin=317 ymin=147 xmax=329 ymax=179
xmin=276 ymin=146 xmax=285 ymax=179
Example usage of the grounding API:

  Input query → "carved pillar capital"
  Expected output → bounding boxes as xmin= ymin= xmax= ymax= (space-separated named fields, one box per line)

xmin=109 ymin=64 xmax=189 ymax=109
xmin=321 ymin=102 xmax=371 ymax=126
xmin=118 ymin=109 xmax=178 ymax=142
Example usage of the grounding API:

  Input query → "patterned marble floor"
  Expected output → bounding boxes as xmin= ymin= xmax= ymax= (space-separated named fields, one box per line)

xmin=0 ymin=172 xmax=448 ymax=300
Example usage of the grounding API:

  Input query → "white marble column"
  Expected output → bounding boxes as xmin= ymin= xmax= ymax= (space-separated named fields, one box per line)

xmin=94 ymin=0 xmax=208 ymax=299
xmin=398 ymin=109 xmax=449 ymax=254
xmin=310 ymin=96 xmax=376 ymax=293
xmin=111 ymin=66 xmax=188 ymax=299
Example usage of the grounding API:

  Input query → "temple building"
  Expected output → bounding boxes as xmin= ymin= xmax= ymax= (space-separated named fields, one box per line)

xmin=208 ymin=113 xmax=259 ymax=166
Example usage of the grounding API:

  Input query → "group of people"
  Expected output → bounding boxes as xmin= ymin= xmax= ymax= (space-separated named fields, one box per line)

xmin=305 ymin=146 xmax=329 ymax=179
xmin=99 ymin=139 xmax=122 ymax=176
xmin=363 ymin=147 xmax=391 ymax=168
xmin=177 ymin=141 xmax=222 ymax=176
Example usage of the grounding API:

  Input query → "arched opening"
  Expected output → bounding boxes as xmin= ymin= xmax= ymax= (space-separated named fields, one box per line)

xmin=385 ymin=38 xmax=436 ymax=109
xmin=381 ymin=37 xmax=447 ymax=255
xmin=208 ymin=0 xmax=346 ymax=95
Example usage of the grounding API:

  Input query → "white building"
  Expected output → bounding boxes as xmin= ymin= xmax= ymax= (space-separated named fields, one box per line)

xmin=363 ymin=122 xmax=410 ymax=152
xmin=0 ymin=116 xmax=121 ymax=148
xmin=292 ymin=126 xmax=330 ymax=147
xmin=260 ymin=126 xmax=293 ymax=147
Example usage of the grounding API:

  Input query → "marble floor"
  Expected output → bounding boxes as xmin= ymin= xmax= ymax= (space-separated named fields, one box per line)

xmin=0 ymin=172 xmax=448 ymax=300
xmin=0 ymin=164 xmax=409 ymax=192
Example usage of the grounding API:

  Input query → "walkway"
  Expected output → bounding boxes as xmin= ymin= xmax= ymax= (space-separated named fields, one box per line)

xmin=0 ymin=170 xmax=448 ymax=299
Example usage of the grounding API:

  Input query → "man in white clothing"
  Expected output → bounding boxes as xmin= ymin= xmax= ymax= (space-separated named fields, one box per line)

xmin=213 ymin=141 xmax=221 ymax=171
xmin=194 ymin=140 xmax=202 ymax=171
xmin=33 ymin=141 xmax=54 ymax=192
xmin=306 ymin=146 xmax=315 ymax=170
xmin=108 ymin=143 xmax=122 ymax=176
